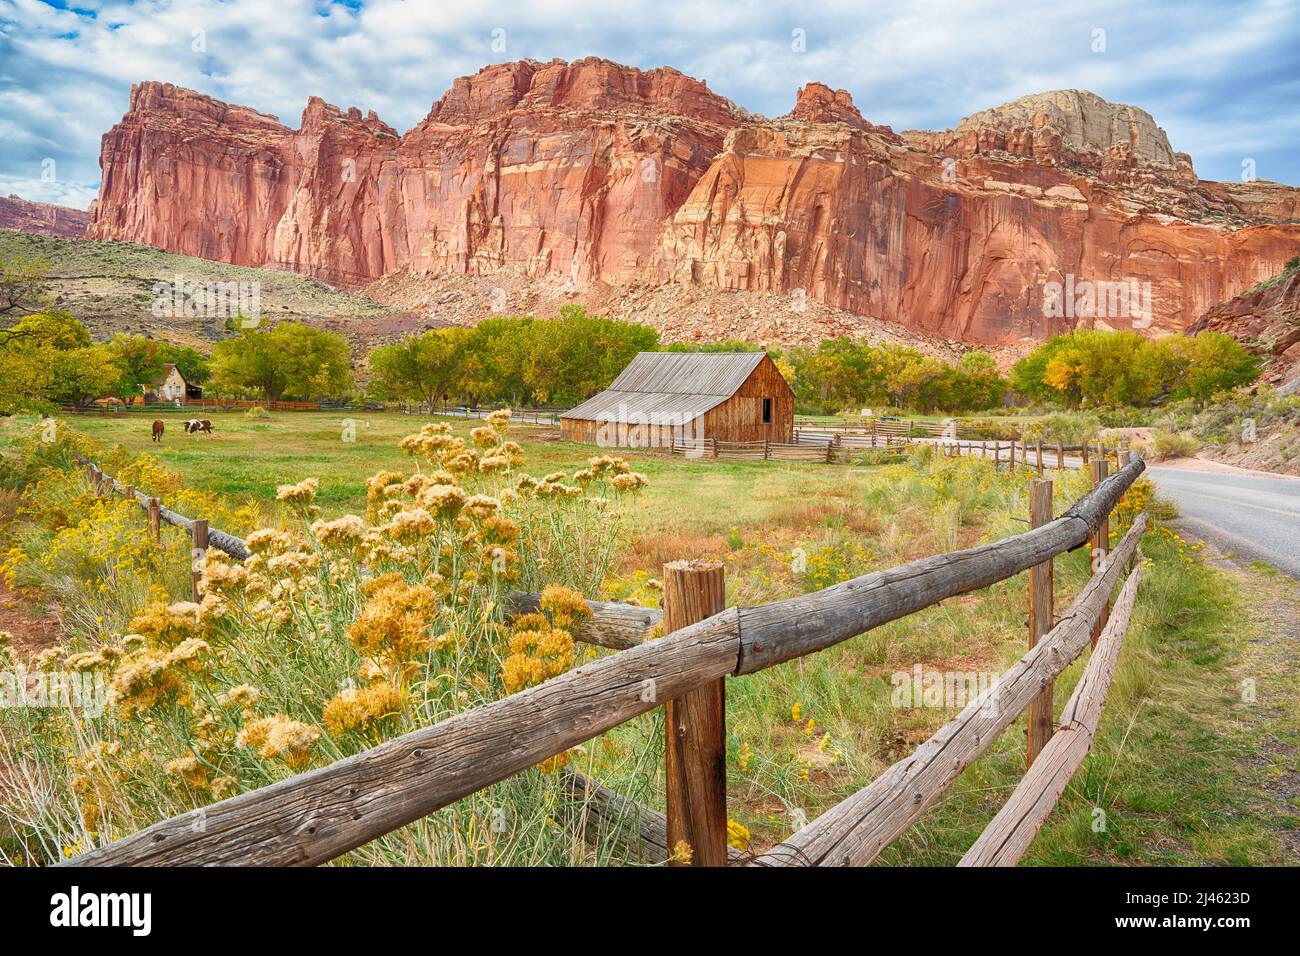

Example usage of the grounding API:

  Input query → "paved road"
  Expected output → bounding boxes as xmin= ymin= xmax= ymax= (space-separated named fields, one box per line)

xmin=1146 ymin=467 xmax=1300 ymax=578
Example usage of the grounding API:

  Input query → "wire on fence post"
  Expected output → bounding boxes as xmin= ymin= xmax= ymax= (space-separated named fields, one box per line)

xmin=191 ymin=519 xmax=209 ymax=603
xmin=1027 ymin=478 xmax=1055 ymax=766
xmin=662 ymin=558 xmax=728 ymax=867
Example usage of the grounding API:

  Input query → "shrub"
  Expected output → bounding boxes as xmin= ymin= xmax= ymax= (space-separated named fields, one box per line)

xmin=0 ymin=412 xmax=648 ymax=865
xmin=1136 ymin=429 xmax=1200 ymax=461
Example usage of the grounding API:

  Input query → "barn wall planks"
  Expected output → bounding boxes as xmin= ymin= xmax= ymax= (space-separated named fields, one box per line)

xmin=560 ymin=353 xmax=793 ymax=446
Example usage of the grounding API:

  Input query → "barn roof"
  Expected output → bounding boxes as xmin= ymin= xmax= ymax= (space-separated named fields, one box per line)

xmin=562 ymin=352 xmax=768 ymax=423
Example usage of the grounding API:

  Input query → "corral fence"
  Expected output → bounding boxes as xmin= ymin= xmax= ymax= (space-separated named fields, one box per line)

xmin=672 ymin=436 xmax=910 ymax=465
xmin=57 ymin=402 xmax=563 ymax=426
xmin=795 ymin=415 xmax=979 ymax=439
xmin=676 ymin=430 xmax=1131 ymax=472
xmin=63 ymin=435 xmax=1149 ymax=866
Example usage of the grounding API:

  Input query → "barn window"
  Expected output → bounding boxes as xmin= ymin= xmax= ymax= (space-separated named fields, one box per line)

xmin=762 ymin=398 xmax=772 ymax=423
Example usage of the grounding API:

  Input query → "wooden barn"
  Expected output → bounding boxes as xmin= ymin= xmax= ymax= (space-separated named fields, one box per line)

xmin=560 ymin=351 xmax=794 ymax=449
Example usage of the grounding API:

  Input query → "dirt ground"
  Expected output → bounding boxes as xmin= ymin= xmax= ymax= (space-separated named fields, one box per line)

xmin=0 ymin=579 xmax=62 ymax=657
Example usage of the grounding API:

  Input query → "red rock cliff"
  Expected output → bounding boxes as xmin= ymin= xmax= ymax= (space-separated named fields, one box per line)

xmin=88 ymin=61 xmax=1300 ymax=346
xmin=89 ymin=58 xmax=739 ymax=286
xmin=0 ymin=195 xmax=90 ymax=238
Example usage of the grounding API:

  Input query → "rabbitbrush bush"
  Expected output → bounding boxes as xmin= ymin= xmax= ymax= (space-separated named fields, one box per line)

xmin=0 ymin=412 xmax=651 ymax=865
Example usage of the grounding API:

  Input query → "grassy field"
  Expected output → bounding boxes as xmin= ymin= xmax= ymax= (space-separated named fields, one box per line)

xmin=0 ymin=409 xmax=1294 ymax=866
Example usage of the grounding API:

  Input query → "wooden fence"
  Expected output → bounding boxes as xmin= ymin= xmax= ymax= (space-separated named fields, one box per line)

xmin=61 ymin=443 xmax=1148 ymax=867
xmin=672 ymin=435 xmax=911 ymax=464
xmin=794 ymin=416 xmax=973 ymax=439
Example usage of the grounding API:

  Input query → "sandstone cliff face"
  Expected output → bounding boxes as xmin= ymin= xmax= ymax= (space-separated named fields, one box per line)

xmin=89 ymin=58 xmax=739 ymax=287
xmin=88 ymin=60 xmax=1300 ymax=347
xmin=1190 ymin=267 xmax=1300 ymax=388
xmin=659 ymin=107 xmax=1300 ymax=343
xmin=0 ymin=195 xmax=90 ymax=238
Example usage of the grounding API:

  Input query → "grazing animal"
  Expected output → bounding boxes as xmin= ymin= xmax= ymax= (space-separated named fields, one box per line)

xmin=184 ymin=419 xmax=213 ymax=435
xmin=151 ymin=420 xmax=164 ymax=443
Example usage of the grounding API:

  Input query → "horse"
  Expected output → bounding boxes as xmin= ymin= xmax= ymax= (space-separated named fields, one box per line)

xmin=184 ymin=419 xmax=213 ymax=435
xmin=151 ymin=420 xmax=165 ymax=443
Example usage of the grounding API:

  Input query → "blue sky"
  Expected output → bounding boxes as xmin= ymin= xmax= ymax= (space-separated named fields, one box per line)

xmin=2 ymin=0 xmax=1298 ymax=209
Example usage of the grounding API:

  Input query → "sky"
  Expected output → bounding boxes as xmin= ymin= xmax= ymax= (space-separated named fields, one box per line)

xmin=1 ymin=0 xmax=1298 ymax=210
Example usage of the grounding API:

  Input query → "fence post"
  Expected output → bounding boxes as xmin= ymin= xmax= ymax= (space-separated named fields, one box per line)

xmin=662 ymin=559 xmax=728 ymax=867
xmin=147 ymin=498 xmax=161 ymax=545
xmin=1056 ymin=443 xmax=1064 ymax=470
xmin=124 ymin=484 xmax=135 ymax=507
xmin=1035 ymin=441 xmax=1044 ymax=476
xmin=1089 ymin=459 xmax=1110 ymax=648
xmin=191 ymin=519 xmax=209 ymax=603
xmin=1010 ymin=439 xmax=1017 ymax=469
xmin=1027 ymin=479 xmax=1055 ymax=767
xmin=1081 ymin=440 xmax=1090 ymax=467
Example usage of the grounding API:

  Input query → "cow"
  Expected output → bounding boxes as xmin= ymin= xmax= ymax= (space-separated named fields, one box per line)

xmin=151 ymin=420 xmax=165 ymax=443
xmin=184 ymin=419 xmax=214 ymax=435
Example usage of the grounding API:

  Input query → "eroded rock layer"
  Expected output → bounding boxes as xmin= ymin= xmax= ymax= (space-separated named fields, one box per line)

xmin=88 ymin=60 xmax=1300 ymax=345
xmin=0 ymin=195 xmax=90 ymax=238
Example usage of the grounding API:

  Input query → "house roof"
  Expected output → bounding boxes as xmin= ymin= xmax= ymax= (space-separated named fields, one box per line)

xmin=562 ymin=352 xmax=768 ymax=422
xmin=150 ymin=363 xmax=183 ymax=386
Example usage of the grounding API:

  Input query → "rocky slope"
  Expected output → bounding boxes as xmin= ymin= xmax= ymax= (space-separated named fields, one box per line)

xmin=1189 ymin=263 xmax=1300 ymax=390
xmin=0 ymin=195 xmax=90 ymax=239
xmin=87 ymin=59 xmax=1300 ymax=347
xmin=0 ymin=230 xmax=416 ymax=354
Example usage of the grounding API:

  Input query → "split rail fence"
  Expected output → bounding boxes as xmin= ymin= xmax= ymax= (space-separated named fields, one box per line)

xmin=62 ymin=438 xmax=1148 ymax=866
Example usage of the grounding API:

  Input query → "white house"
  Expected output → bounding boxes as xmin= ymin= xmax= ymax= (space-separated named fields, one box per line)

xmin=145 ymin=364 xmax=189 ymax=404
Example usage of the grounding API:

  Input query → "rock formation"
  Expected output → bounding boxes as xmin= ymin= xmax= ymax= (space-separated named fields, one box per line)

xmin=1190 ymin=264 xmax=1300 ymax=389
xmin=0 ymin=195 xmax=90 ymax=239
xmin=87 ymin=59 xmax=1300 ymax=347
xmin=89 ymin=58 xmax=737 ymax=288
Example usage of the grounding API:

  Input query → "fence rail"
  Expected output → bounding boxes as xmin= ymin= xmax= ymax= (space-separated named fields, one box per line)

xmin=63 ymin=443 xmax=1148 ymax=867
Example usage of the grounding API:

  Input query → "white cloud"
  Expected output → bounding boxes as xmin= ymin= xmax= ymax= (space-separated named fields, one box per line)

xmin=0 ymin=0 xmax=1296 ymax=211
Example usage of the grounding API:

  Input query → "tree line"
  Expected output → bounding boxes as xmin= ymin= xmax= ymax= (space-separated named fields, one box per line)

xmin=2 ymin=254 xmax=1261 ymax=416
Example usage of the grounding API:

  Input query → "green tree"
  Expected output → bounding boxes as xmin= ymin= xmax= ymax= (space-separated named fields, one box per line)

xmin=1 ymin=312 xmax=120 ymax=411
xmin=108 ymin=334 xmax=165 ymax=401
xmin=368 ymin=327 xmax=472 ymax=410
xmin=1162 ymin=332 xmax=1259 ymax=402
xmin=210 ymin=322 xmax=352 ymax=401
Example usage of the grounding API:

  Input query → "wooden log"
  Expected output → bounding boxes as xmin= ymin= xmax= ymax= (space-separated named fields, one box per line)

xmin=147 ymin=498 xmax=161 ymax=546
xmin=959 ymin=566 xmax=1143 ymax=867
xmin=66 ymin=609 xmax=743 ymax=866
xmin=662 ymin=559 xmax=728 ymax=867
xmin=560 ymin=771 xmax=742 ymax=864
xmin=1026 ymin=479 xmax=1055 ymax=767
xmin=504 ymin=590 xmax=658 ymax=651
xmin=191 ymin=520 xmax=208 ymax=603
xmin=748 ymin=513 xmax=1146 ymax=867
xmin=1090 ymin=458 xmax=1110 ymax=648
xmin=735 ymin=457 xmax=1145 ymax=674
